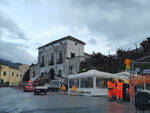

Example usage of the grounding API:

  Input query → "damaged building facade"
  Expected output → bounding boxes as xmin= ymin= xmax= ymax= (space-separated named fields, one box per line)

xmin=38 ymin=36 xmax=89 ymax=81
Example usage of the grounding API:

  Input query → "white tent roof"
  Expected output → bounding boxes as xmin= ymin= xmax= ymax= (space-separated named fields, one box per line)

xmin=69 ymin=69 xmax=116 ymax=79
xmin=114 ymin=71 xmax=130 ymax=76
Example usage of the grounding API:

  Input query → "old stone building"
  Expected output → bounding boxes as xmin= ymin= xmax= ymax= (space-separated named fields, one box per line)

xmin=29 ymin=63 xmax=40 ymax=81
xmin=17 ymin=64 xmax=29 ymax=81
xmin=38 ymin=36 xmax=89 ymax=81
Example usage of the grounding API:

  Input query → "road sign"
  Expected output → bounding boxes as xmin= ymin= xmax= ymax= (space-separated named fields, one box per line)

xmin=124 ymin=59 xmax=131 ymax=70
xmin=124 ymin=59 xmax=131 ymax=65
xmin=135 ymin=68 xmax=140 ymax=72
xmin=143 ymin=69 xmax=150 ymax=74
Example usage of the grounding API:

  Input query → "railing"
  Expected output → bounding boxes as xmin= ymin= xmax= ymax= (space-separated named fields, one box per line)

xmin=39 ymin=62 xmax=44 ymax=67
xmin=48 ymin=60 xmax=54 ymax=65
xmin=56 ymin=59 xmax=63 ymax=64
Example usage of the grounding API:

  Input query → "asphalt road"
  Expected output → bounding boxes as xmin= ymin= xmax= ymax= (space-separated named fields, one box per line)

xmin=0 ymin=87 xmax=139 ymax=113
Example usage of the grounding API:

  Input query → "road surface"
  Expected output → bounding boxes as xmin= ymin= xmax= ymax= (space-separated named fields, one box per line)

xmin=0 ymin=87 xmax=144 ymax=113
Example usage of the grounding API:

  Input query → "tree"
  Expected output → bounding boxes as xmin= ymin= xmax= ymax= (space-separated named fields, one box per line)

xmin=22 ymin=69 xmax=30 ymax=82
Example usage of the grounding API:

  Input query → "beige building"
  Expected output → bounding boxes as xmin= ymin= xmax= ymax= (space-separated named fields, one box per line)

xmin=0 ymin=65 xmax=21 ymax=86
xmin=17 ymin=64 xmax=29 ymax=81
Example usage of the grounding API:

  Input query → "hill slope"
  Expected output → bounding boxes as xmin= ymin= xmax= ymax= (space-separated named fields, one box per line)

xmin=0 ymin=58 xmax=22 ymax=67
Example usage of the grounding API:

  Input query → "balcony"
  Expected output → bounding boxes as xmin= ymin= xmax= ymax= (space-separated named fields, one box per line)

xmin=48 ymin=60 xmax=54 ymax=66
xmin=39 ymin=62 xmax=44 ymax=67
xmin=56 ymin=59 xmax=63 ymax=64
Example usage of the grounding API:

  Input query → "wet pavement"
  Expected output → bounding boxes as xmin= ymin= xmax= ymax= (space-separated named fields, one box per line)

xmin=0 ymin=87 xmax=145 ymax=113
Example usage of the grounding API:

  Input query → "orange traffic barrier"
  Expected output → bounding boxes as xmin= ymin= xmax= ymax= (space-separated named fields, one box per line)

xmin=61 ymin=84 xmax=66 ymax=91
xmin=71 ymin=85 xmax=77 ymax=96
xmin=60 ymin=84 xmax=66 ymax=94
xmin=131 ymin=75 xmax=150 ymax=84
xmin=71 ymin=85 xmax=77 ymax=92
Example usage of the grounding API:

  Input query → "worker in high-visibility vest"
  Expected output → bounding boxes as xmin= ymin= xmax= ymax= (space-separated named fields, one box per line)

xmin=107 ymin=79 xmax=113 ymax=100
xmin=112 ymin=80 xmax=117 ymax=99
xmin=128 ymin=83 xmax=136 ymax=102
xmin=117 ymin=79 xmax=123 ymax=101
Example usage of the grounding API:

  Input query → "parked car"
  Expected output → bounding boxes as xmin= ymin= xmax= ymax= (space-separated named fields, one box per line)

xmin=34 ymin=86 xmax=48 ymax=95
xmin=23 ymin=81 xmax=34 ymax=92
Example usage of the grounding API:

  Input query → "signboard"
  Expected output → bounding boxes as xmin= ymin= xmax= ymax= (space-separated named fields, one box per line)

xmin=131 ymin=75 xmax=150 ymax=84
xmin=143 ymin=69 xmax=150 ymax=74
xmin=124 ymin=59 xmax=131 ymax=70
xmin=135 ymin=68 xmax=140 ymax=73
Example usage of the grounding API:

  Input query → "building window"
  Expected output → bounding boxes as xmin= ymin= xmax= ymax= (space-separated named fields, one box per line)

xmin=60 ymin=42 xmax=62 ymax=44
xmin=69 ymin=66 xmax=73 ymax=74
xmin=16 ymin=73 xmax=18 ymax=77
xmin=49 ymin=54 xmax=54 ymax=65
xmin=12 ymin=72 xmax=14 ymax=76
xmin=58 ymin=70 xmax=62 ymax=77
xmin=0 ymin=79 xmax=4 ymax=83
xmin=40 ymin=56 xmax=45 ymax=67
xmin=57 ymin=52 xmax=63 ymax=64
xmin=75 ymin=42 xmax=77 ymax=45
xmin=59 ymin=52 xmax=62 ymax=62
xmin=71 ymin=53 xmax=75 ymax=58
xmin=3 ymin=72 xmax=7 ymax=76
xmin=33 ymin=71 xmax=35 ymax=78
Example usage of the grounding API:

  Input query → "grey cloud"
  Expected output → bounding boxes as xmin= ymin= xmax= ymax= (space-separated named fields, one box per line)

xmin=0 ymin=11 xmax=33 ymax=64
xmin=0 ymin=0 xmax=9 ymax=5
xmin=0 ymin=39 xmax=34 ymax=64
xmin=58 ymin=0 xmax=150 ymax=48
xmin=88 ymin=38 xmax=97 ymax=45
xmin=0 ymin=12 xmax=27 ymax=40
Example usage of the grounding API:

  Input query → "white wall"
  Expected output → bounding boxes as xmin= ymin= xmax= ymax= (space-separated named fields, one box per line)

xmin=38 ymin=39 xmax=85 ymax=78
xmin=66 ymin=40 xmax=84 ymax=58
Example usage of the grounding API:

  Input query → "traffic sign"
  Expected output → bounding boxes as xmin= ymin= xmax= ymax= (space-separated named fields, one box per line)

xmin=143 ymin=69 xmax=150 ymax=74
xmin=124 ymin=59 xmax=131 ymax=65
xmin=135 ymin=68 xmax=140 ymax=72
xmin=124 ymin=59 xmax=131 ymax=70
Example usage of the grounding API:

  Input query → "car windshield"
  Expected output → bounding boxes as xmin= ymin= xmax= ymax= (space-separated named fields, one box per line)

xmin=0 ymin=1 xmax=150 ymax=113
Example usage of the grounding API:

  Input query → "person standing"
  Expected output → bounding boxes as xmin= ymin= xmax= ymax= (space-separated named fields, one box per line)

xmin=107 ymin=79 xmax=113 ymax=101
xmin=112 ymin=80 xmax=117 ymax=99
xmin=117 ymin=79 xmax=123 ymax=102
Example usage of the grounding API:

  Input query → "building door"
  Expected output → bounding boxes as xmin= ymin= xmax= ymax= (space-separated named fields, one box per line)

xmin=49 ymin=69 xmax=55 ymax=80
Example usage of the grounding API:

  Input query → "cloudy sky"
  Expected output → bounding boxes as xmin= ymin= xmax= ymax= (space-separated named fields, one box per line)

xmin=0 ymin=0 xmax=150 ymax=64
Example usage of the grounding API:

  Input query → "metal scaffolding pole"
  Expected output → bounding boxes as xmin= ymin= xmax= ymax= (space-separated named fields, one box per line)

xmin=131 ymin=55 xmax=150 ymax=105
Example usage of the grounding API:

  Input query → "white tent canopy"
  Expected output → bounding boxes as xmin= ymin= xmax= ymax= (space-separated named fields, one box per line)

xmin=69 ymin=69 xmax=116 ymax=79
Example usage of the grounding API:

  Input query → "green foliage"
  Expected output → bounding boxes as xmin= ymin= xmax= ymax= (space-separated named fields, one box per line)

xmin=80 ymin=37 xmax=150 ymax=73
xmin=22 ymin=69 xmax=30 ymax=82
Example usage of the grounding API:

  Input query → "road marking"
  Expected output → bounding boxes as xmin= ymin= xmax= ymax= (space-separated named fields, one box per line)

xmin=6 ymin=103 xmax=25 ymax=113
